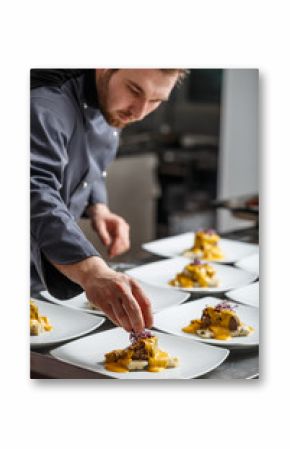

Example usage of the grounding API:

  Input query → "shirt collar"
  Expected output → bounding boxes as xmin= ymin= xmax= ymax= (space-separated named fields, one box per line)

xmin=83 ymin=69 xmax=99 ymax=109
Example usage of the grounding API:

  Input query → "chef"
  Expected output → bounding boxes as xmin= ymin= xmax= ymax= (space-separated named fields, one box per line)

xmin=31 ymin=68 xmax=186 ymax=332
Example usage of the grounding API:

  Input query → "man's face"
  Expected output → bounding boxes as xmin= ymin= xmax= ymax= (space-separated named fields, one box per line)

xmin=95 ymin=69 xmax=179 ymax=128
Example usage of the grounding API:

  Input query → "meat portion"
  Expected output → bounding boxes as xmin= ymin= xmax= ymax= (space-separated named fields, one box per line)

xmin=105 ymin=349 xmax=130 ymax=363
xmin=201 ymin=305 xmax=241 ymax=331
xmin=229 ymin=315 xmax=240 ymax=331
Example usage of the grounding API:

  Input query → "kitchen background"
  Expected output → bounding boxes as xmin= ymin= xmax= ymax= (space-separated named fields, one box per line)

xmin=80 ymin=69 xmax=258 ymax=261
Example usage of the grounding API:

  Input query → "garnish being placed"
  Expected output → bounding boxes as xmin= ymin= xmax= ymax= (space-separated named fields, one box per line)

xmin=129 ymin=329 xmax=154 ymax=344
xmin=30 ymin=300 xmax=53 ymax=336
xmin=169 ymin=258 xmax=219 ymax=288
xmin=183 ymin=229 xmax=224 ymax=261
xmin=182 ymin=301 xmax=254 ymax=340
xmin=104 ymin=331 xmax=179 ymax=373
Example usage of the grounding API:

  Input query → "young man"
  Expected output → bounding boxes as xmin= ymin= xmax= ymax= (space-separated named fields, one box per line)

xmin=31 ymin=68 xmax=186 ymax=333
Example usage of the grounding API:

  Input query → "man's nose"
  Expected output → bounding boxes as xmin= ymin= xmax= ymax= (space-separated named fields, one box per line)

xmin=132 ymin=99 xmax=148 ymax=120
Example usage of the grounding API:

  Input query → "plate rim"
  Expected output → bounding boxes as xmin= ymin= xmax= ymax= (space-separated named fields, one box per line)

xmin=40 ymin=285 xmax=192 ymax=315
xmin=40 ymin=291 xmax=105 ymax=316
xmin=50 ymin=327 xmax=230 ymax=379
xmin=142 ymin=232 xmax=259 ymax=263
xmin=125 ymin=257 xmax=258 ymax=293
xmin=234 ymin=252 xmax=259 ymax=274
xmin=225 ymin=281 xmax=259 ymax=307
xmin=153 ymin=296 xmax=259 ymax=348
xmin=30 ymin=298 xmax=106 ymax=348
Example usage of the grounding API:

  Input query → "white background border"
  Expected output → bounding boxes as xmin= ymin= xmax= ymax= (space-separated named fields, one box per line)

xmin=0 ymin=0 xmax=288 ymax=447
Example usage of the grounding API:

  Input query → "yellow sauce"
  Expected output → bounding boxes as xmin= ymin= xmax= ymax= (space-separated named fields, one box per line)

xmin=182 ymin=306 xmax=245 ymax=341
xmin=209 ymin=326 xmax=232 ymax=340
xmin=30 ymin=300 xmax=53 ymax=334
xmin=105 ymin=337 xmax=176 ymax=373
xmin=185 ymin=231 xmax=224 ymax=261
xmin=169 ymin=262 xmax=218 ymax=288
xmin=104 ymin=362 xmax=129 ymax=373
xmin=148 ymin=351 xmax=170 ymax=372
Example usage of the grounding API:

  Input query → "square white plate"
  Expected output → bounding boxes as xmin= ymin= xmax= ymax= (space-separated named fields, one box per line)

xmin=41 ymin=280 xmax=190 ymax=316
xmin=235 ymin=253 xmax=259 ymax=276
xmin=226 ymin=282 xmax=259 ymax=308
xmin=50 ymin=327 xmax=229 ymax=379
xmin=125 ymin=257 xmax=257 ymax=293
xmin=153 ymin=297 xmax=259 ymax=348
xmin=142 ymin=232 xmax=259 ymax=263
xmin=30 ymin=299 xmax=105 ymax=348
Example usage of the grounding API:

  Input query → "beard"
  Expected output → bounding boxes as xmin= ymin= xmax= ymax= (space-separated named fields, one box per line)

xmin=96 ymin=70 xmax=133 ymax=129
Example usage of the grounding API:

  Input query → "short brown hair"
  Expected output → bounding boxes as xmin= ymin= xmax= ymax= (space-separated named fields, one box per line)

xmin=159 ymin=69 xmax=190 ymax=85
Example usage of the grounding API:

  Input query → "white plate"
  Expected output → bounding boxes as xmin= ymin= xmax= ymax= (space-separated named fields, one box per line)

xmin=154 ymin=297 xmax=259 ymax=348
xmin=226 ymin=282 xmax=259 ymax=308
xmin=50 ymin=327 xmax=229 ymax=379
xmin=235 ymin=253 xmax=259 ymax=276
xmin=125 ymin=257 xmax=257 ymax=293
xmin=40 ymin=281 xmax=190 ymax=316
xmin=142 ymin=232 xmax=259 ymax=263
xmin=30 ymin=299 xmax=105 ymax=348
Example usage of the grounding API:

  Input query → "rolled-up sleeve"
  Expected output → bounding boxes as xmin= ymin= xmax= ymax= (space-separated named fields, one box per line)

xmin=88 ymin=177 xmax=107 ymax=205
xmin=31 ymin=97 xmax=99 ymax=299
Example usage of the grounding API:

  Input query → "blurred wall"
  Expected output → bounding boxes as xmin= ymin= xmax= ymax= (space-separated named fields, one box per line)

xmin=79 ymin=153 xmax=159 ymax=262
xmin=217 ymin=69 xmax=258 ymax=231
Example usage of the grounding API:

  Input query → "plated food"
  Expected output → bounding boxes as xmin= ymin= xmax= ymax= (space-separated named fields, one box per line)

xmin=30 ymin=299 xmax=105 ymax=348
xmin=104 ymin=330 xmax=179 ymax=373
xmin=183 ymin=229 xmax=224 ymax=261
xmin=169 ymin=258 xmax=219 ymax=288
xmin=50 ymin=327 xmax=230 ymax=379
xmin=182 ymin=301 xmax=254 ymax=341
xmin=153 ymin=297 xmax=259 ymax=348
xmin=86 ymin=300 xmax=101 ymax=311
xmin=142 ymin=232 xmax=258 ymax=263
xmin=126 ymin=257 xmax=257 ymax=293
xmin=30 ymin=299 xmax=53 ymax=335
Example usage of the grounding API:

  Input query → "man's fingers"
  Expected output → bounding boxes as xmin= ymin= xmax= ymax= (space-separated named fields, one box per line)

xmin=109 ymin=238 xmax=129 ymax=257
xmin=110 ymin=298 xmax=132 ymax=332
xmin=109 ymin=221 xmax=130 ymax=257
xmin=130 ymin=279 xmax=153 ymax=328
xmin=101 ymin=302 xmax=120 ymax=327
xmin=118 ymin=284 xmax=145 ymax=333
xmin=97 ymin=221 xmax=112 ymax=247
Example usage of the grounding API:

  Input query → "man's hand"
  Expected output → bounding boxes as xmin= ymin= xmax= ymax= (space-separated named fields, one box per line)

xmin=87 ymin=203 xmax=130 ymax=258
xmin=52 ymin=256 xmax=153 ymax=333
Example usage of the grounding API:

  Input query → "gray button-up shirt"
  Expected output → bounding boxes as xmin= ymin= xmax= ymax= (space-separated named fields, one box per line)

xmin=30 ymin=70 xmax=119 ymax=298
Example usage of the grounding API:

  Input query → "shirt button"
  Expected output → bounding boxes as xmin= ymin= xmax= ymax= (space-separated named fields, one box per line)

xmin=102 ymin=171 xmax=107 ymax=178
xmin=83 ymin=181 xmax=88 ymax=188
xmin=113 ymin=130 xmax=118 ymax=137
xmin=83 ymin=102 xmax=88 ymax=109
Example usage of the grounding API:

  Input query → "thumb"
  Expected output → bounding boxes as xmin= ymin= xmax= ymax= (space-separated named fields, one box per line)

xmin=96 ymin=220 xmax=112 ymax=247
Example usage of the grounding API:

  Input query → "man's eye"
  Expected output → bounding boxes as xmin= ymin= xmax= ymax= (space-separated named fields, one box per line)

xmin=128 ymin=86 xmax=139 ymax=96
xmin=150 ymin=99 xmax=161 ymax=105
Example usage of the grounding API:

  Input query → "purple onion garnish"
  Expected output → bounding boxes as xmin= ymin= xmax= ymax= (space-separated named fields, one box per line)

xmin=214 ymin=301 xmax=237 ymax=312
xmin=191 ymin=258 xmax=202 ymax=266
xmin=205 ymin=228 xmax=216 ymax=235
xmin=129 ymin=330 xmax=153 ymax=344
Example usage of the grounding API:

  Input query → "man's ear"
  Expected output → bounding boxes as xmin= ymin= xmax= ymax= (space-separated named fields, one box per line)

xmin=95 ymin=69 xmax=106 ymax=79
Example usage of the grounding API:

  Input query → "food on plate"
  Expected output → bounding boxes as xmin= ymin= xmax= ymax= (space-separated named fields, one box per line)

xmin=182 ymin=301 xmax=254 ymax=340
xmin=104 ymin=330 xmax=179 ymax=373
xmin=86 ymin=299 xmax=101 ymax=311
xmin=169 ymin=258 xmax=219 ymax=288
xmin=183 ymin=229 xmax=224 ymax=261
xmin=30 ymin=300 xmax=53 ymax=335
